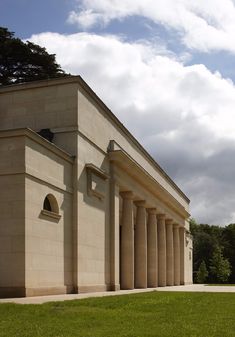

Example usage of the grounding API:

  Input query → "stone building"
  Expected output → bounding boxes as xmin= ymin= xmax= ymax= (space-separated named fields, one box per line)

xmin=0 ymin=76 xmax=193 ymax=297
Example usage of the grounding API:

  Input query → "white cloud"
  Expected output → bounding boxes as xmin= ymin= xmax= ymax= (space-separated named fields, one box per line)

xmin=67 ymin=0 xmax=235 ymax=53
xmin=30 ymin=32 xmax=235 ymax=224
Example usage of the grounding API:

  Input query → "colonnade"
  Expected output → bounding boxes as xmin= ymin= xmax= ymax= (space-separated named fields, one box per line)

xmin=120 ymin=191 xmax=184 ymax=290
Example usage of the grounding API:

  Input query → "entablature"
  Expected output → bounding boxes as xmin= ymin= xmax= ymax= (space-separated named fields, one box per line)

xmin=109 ymin=148 xmax=190 ymax=222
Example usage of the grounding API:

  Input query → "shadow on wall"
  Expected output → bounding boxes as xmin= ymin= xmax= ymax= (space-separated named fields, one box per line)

xmin=77 ymin=157 xmax=111 ymax=288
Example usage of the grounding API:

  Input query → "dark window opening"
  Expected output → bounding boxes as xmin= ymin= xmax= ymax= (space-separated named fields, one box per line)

xmin=43 ymin=196 xmax=52 ymax=212
xmin=37 ymin=129 xmax=54 ymax=142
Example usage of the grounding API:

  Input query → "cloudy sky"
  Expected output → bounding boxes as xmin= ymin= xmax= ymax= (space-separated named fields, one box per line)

xmin=2 ymin=0 xmax=235 ymax=225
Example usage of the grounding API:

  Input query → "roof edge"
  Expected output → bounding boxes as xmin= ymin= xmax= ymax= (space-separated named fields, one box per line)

xmin=0 ymin=76 xmax=190 ymax=203
xmin=77 ymin=77 xmax=190 ymax=204
xmin=0 ymin=127 xmax=75 ymax=163
xmin=0 ymin=76 xmax=80 ymax=93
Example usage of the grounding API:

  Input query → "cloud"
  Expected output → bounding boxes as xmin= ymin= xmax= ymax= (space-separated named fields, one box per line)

xmin=30 ymin=31 xmax=235 ymax=225
xmin=67 ymin=0 xmax=235 ymax=53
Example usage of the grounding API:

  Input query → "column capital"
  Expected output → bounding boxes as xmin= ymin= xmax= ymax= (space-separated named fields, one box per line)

xmin=173 ymin=223 xmax=180 ymax=229
xmin=134 ymin=200 xmax=146 ymax=207
xmin=120 ymin=191 xmax=134 ymax=200
xmin=147 ymin=208 xmax=157 ymax=215
xmin=157 ymin=213 xmax=165 ymax=220
xmin=166 ymin=219 xmax=173 ymax=226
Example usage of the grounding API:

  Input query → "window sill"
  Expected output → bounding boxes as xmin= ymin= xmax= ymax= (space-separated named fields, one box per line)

xmin=41 ymin=209 xmax=61 ymax=220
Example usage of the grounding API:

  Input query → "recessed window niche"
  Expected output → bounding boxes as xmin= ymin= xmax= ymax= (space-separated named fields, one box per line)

xmin=41 ymin=193 xmax=61 ymax=220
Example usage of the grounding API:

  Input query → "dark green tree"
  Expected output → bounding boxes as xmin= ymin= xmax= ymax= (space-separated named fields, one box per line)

xmin=190 ymin=219 xmax=235 ymax=283
xmin=190 ymin=219 xmax=217 ymax=275
xmin=209 ymin=246 xmax=231 ymax=283
xmin=0 ymin=27 xmax=67 ymax=86
xmin=196 ymin=260 xmax=208 ymax=283
xmin=222 ymin=224 xmax=235 ymax=282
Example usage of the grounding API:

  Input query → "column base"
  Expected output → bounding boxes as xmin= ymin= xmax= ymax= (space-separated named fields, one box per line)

xmin=134 ymin=285 xmax=147 ymax=289
xmin=120 ymin=285 xmax=134 ymax=290
xmin=77 ymin=284 xmax=112 ymax=293
xmin=158 ymin=283 xmax=167 ymax=287
xmin=109 ymin=284 xmax=121 ymax=291
xmin=147 ymin=283 xmax=158 ymax=288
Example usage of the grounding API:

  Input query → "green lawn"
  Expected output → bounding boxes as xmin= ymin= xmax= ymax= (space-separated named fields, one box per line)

xmin=0 ymin=292 xmax=234 ymax=337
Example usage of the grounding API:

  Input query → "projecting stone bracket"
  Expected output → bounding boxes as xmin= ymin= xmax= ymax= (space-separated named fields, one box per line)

xmin=86 ymin=163 xmax=109 ymax=200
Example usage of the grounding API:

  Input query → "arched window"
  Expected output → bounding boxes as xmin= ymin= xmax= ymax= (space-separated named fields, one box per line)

xmin=43 ymin=196 xmax=52 ymax=212
xmin=43 ymin=194 xmax=59 ymax=214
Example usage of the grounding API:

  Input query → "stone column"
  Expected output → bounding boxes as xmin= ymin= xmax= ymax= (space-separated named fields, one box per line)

xmin=120 ymin=191 xmax=134 ymax=290
xmin=134 ymin=200 xmax=147 ymax=288
xmin=109 ymin=165 xmax=120 ymax=291
xmin=173 ymin=224 xmax=180 ymax=286
xmin=157 ymin=214 xmax=166 ymax=287
xmin=147 ymin=208 xmax=158 ymax=288
xmin=166 ymin=219 xmax=174 ymax=286
xmin=179 ymin=227 xmax=185 ymax=285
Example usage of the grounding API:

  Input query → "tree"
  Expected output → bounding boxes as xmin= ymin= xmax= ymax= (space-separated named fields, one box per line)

xmin=190 ymin=219 xmax=235 ymax=283
xmin=209 ymin=246 xmax=231 ymax=283
xmin=222 ymin=224 xmax=235 ymax=283
xmin=196 ymin=260 xmax=208 ymax=283
xmin=0 ymin=27 xmax=67 ymax=86
xmin=190 ymin=219 xmax=218 ymax=276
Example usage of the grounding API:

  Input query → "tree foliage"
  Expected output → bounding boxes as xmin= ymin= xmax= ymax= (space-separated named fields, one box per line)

xmin=209 ymin=246 xmax=231 ymax=283
xmin=190 ymin=219 xmax=235 ymax=283
xmin=0 ymin=27 xmax=67 ymax=86
xmin=222 ymin=224 xmax=235 ymax=282
xmin=196 ymin=260 xmax=208 ymax=283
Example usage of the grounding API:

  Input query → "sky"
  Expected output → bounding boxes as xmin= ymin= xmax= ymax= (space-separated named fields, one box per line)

xmin=2 ymin=0 xmax=235 ymax=225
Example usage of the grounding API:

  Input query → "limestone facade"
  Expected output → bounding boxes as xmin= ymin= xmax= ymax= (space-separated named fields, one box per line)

xmin=0 ymin=76 xmax=193 ymax=297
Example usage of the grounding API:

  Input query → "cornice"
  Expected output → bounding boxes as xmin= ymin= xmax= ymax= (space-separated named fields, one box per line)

xmin=0 ymin=128 xmax=75 ymax=164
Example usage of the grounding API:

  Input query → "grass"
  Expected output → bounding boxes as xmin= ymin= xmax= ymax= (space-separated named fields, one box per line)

xmin=0 ymin=292 xmax=235 ymax=337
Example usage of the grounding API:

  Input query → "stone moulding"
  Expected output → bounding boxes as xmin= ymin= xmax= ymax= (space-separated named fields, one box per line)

xmin=41 ymin=209 xmax=62 ymax=220
xmin=108 ymin=149 xmax=190 ymax=220
xmin=86 ymin=163 xmax=109 ymax=200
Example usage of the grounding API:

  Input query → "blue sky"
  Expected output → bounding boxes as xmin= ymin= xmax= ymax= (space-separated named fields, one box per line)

xmin=0 ymin=0 xmax=76 ymax=38
xmin=2 ymin=0 xmax=235 ymax=224
xmin=2 ymin=0 xmax=235 ymax=81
